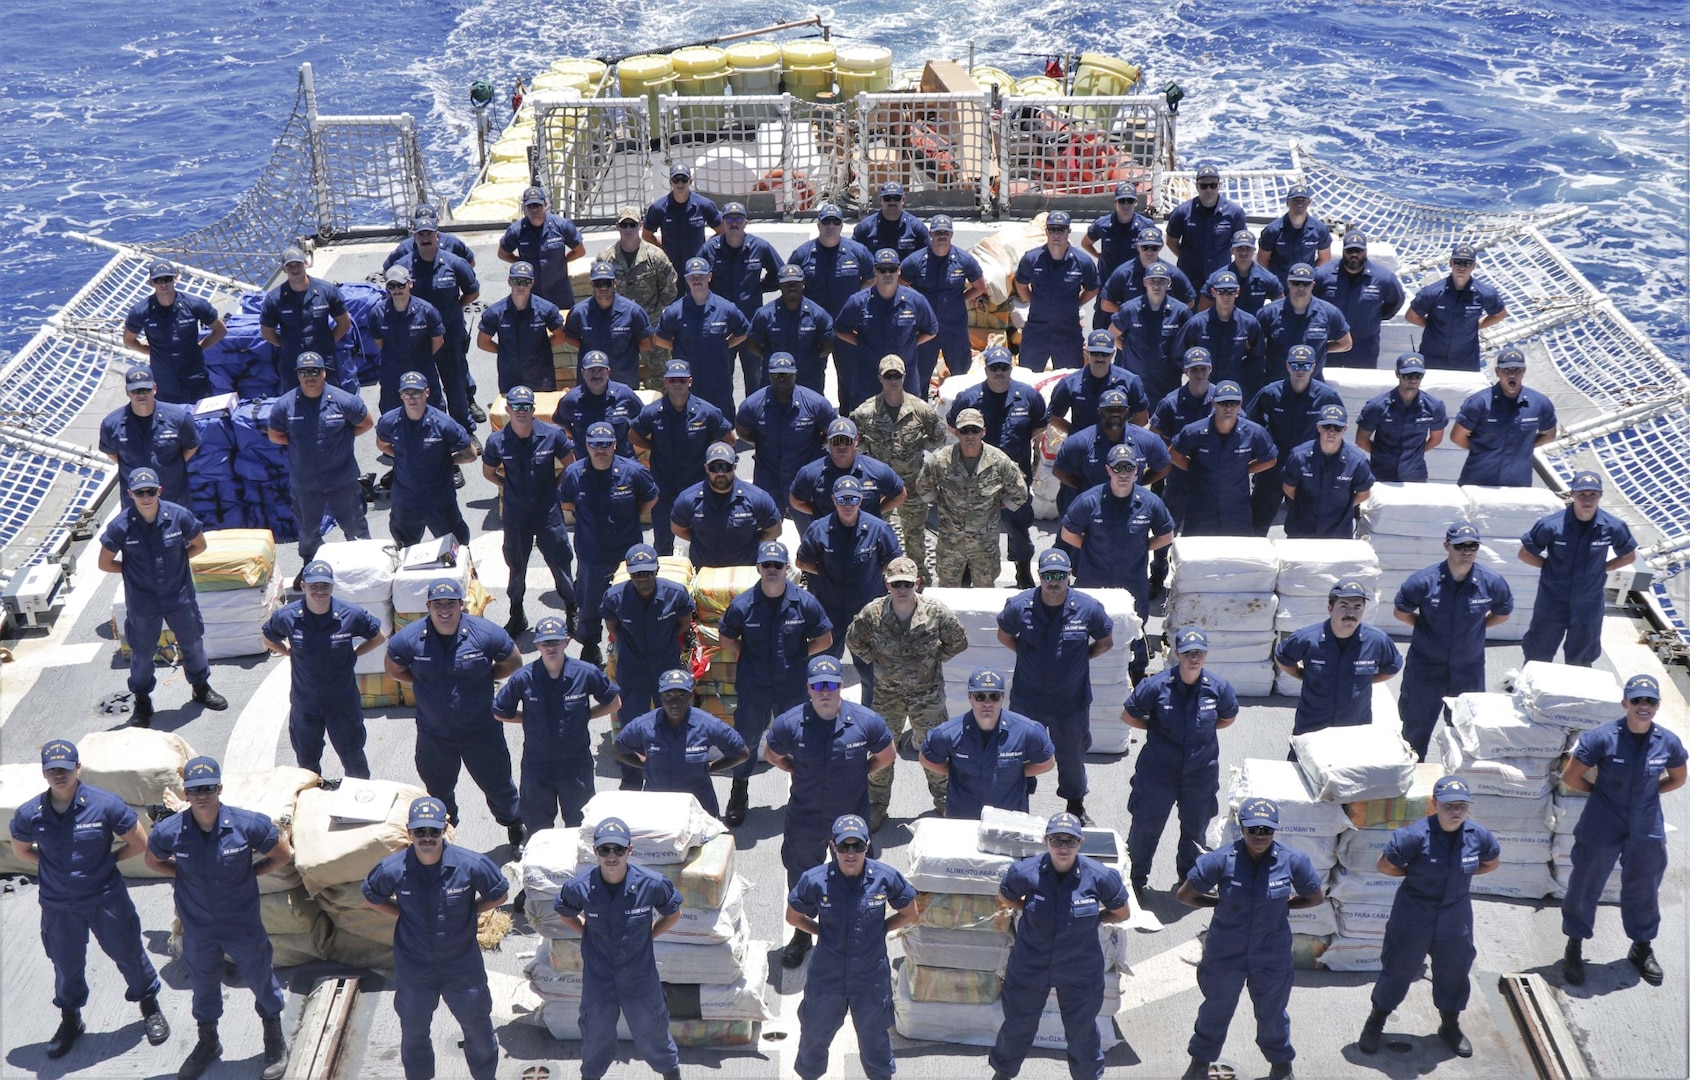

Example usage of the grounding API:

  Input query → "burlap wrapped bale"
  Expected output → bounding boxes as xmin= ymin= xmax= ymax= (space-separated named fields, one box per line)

xmin=292 ymin=780 xmax=430 ymax=896
xmin=77 ymin=729 xmax=196 ymax=806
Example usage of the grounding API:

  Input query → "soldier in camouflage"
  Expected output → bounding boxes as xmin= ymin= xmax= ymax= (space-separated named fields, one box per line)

xmin=597 ymin=205 xmax=679 ymax=388
xmin=915 ymin=408 xmax=1030 ymax=588
xmin=845 ymin=556 xmax=968 ymax=823
xmin=851 ymin=354 xmax=947 ymax=582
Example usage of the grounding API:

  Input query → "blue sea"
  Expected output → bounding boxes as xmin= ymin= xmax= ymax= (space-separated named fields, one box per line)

xmin=1 ymin=0 xmax=1683 ymax=360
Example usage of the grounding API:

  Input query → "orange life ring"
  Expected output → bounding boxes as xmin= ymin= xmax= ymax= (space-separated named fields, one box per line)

xmin=755 ymin=168 xmax=818 ymax=213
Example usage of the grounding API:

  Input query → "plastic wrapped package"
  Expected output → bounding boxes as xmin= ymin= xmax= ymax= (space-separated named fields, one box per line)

xmin=1327 ymin=866 xmax=1405 ymax=908
xmin=291 ymin=780 xmax=430 ymax=895
xmin=1203 ymin=660 xmax=1276 ymax=697
xmin=1461 ymin=485 xmax=1565 ymax=539
xmin=977 ymin=807 xmax=1046 ymax=859
xmin=906 ymin=960 xmax=1002 ymax=1003
xmin=1359 ymin=481 xmax=1472 ymax=535
xmin=897 ymin=925 xmax=1014 ymax=974
xmin=1343 ymin=762 xmax=1447 ymax=830
xmin=1513 ymin=662 xmax=1624 ymax=729
xmin=1488 ymin=830 xmax=1553 ymax=865
xmin=541 ymin=1002 xmax=756 ymax=1045
xmin=1192 ymin=630 xmax=1277 ymax=665
xmin=1471 ymin=791 xmax=1553 ymax=833
xmin=190 ymin=528 xmax=277 ymax=590
xmin=390 ymin=546 xmax=473 ymax=614
xmin=353 ymin=602 xmax=395 ymax=676
xmin=548 ymin=912 xmax=750 ymax=984
xmin=1318 ymin=934 xmax=1384 ymax=971
xmin=1335 ymin=829 xmax=1392 ymax=871
xmin=1332 ymin=899 xmax=1394 ymax=939
xmin=1168 ymin=536 xmax=1281 ymax=594
xmin=579 ymin=791 xmax=722 ymax=865
xmin=1450 ymin=692 xmax=1568 ymax=758
xmin=313 ymin=539 xmax=400 ymax=605
xmin=1271 ymin=538 xmax=1381 ymax=596
xmin=1226 ymin=759 xmax=1355 ymax=837
xmin=1163 ymin=591 xmax=1278 ymax=634
xmin=906 ymin=818 xmax=1015 ymax=895
xmin=1292 ymin=725 xmax=1417 ymax=802
xmin=1432 ymin=725 xmax=1556 ymax=798
xmin=914 ymin=891 xmax=1014 ymax=933
xmin=659 ymin=875 xmax=748 ymax=945
xmin=1469 ymin=862 xmax=1555 ymax=899
xmin=891 ymin=965 xmax=1123 ymax=1050
xmin=1286 ymin=898 xmax=1339 ymax=937
xmin=691 ymin=565 xmax=760 ymax=624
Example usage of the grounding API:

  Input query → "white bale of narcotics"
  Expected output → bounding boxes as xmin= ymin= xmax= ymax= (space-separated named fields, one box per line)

xmin=1449 ymin=692 xmax=1567 ymax=759
xmin=579 ymin=790 xmax=722 ymax=864
xmin=1358 ymin=481 xmax=1472 ymax=535
xmin=1163 ymin=591 xmax=1279 ymax=634
xmin=1169 ymin=536 xmax=1281 ymax=594
xmin=1461 ymin=485 xmax=1564 ymax=540
xmin=547 ymin=911 xmax=752 ymax=984
xmin=1318 ymin=934 xmax=1384 ymax=971
xmin=1513 ymin=662 xmax=1624 ymax=730
xmin=1272 ymin=538 xmax=1381 ymax=597
xmin=978 ymin=807 xmax=1046 ymax=859
xmin=291 ymin=779 xmax=429 ymax=895
xmin=891 ymin=964 xmax=1123 ymax=1049
xmin=389 ymin=545 xmax=475 ymax=615
xmin=313 ymin=538 xmax=399 ymax=605
xmin=898 ymin=925 xmax=1014 ymax=974
xmin=1204 ymin=660 xmax=1277 ymax=697
xmin=1226 ymin=759 xmax=1354 ymax=837
xmin=1292 ymin=724 xmax=1417 ymax=803
xmin=1432 ymin=725 xmax=1556 ymax=798
xmin=1469 ymin=861 xmax=1555 ymax=899
xmin=1472 ymin=791 xmax=1554 ymax=833
xmin=905 ymin=817 xmax=1016 ymax=896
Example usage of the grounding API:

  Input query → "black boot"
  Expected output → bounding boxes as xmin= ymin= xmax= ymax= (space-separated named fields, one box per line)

xmin=261 ymin=1015 xmax=290 ymax=1080
xmin=1563 ymin=937 xmax=1586 ymax=985
xmin=578 ymin=641 xmax=604 ymax=667
xmin=661 ymin=1071 xmax=681 ymax=1080
xmin=1065 ymin=798 xmax=1093 ymax=826
xmin=1358 ymin=1007 xmax=1387 ymax=1054
xmin=1438 ymin=1010 xmax=1472 ymax=1057
xmin=132 ymin=692 xmax=154 ymax=727
xmin=1014 ymin=559 xmax=1034 ymax=590
xmin=722 ymin=779 xmax=749 ymax=826
xmin=140 ymin=993 xmax=170 ymax=1045
xmin=1179 ymin=1057 xmax=1209 ymax=1080
xmin=503 ymin=601 xmax=527 ymax=636
xmin=507 ymin=822 xmax=528 ymax=860
xmin=1266 ymin=1064 xmax=1294 ymax=1080
xmin=781 ymin=929 xmax=812 ymax=969
xmin=192 ymin=683 xmax=229 ymax=711
xmin=177 ymin=1021 xmax=220 ymax=1080
xmin=45 ymin=1007 xmax=83 ymax=1059
xmin=1630 ymin=941 xmax=1664 ymax=986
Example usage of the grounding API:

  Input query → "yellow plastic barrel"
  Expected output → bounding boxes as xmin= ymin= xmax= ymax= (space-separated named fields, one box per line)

xmin=485 ymin=158 xmax=534 ymax=185
xmin=1013 ymin=75 xmax=1063 ymax=97
xmin=781 ymin=40 xmax=837 ymax=102
xmin=549 ymin=57 xmax=609 ymax=91
xmin=455 ymin=182 xmax=527 ymax=222
xmin=530 ymin=71 xmax=591 ymax=95
xmin=970 ymin=66 xmax=1016 ymax=94
xmin=618 ymin=54 xmax=676 ymax=137
xmin=671 ymin=46 xmax=729 ymax=124
xmin=490 ymin=133 xmax=533 ymax=164
xmin=835 ymin=45 xmax=893 ymax=98
xmin=725 ymin=40 xmax=784 ymax=121
xmin=1071 ymin=53 xmax=1142 ymax=96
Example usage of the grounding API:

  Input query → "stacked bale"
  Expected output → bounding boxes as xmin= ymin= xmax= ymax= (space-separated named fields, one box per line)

xmin=1356 ymin=482 xmax=1476 ymax=637
xmin=231 ymin=399 xmax=303 ymax=541
xmin=203 ymin=309 xmax=284 ymax=400
xmin=111 ymin=528 xmax=281 ymax=661
xmin=389 ymin=545 xmax=494 ymax=644
xmin=1460 ymin=486 xmax=1564 ymax=641
xmin=186 ymin=399 xmax=249 ymax=529
xmin=315 ymin=539 xmax=407 ymax=707
xmin=1164 ymin=537 xmax=1280 ymax=696
xmin=527 ymin=792 xmax=768 ymax=1046
xmin=689 ymin=565 xmax=758 ymax=725
xmin=893 ymin=815 xmax=1127 ymax=1049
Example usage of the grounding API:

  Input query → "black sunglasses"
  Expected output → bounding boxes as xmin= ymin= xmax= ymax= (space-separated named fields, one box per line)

xmin=509 ymin=277 xmax=534 ymax=287
xmin=1040 ymin=570 xmax=1069 ymax=582
xmin=970 ymin=692 xmax=1003 ymax=702
xmin=1244 ymin=826 xmax=1275 ymax=836
xmin=758 ymin=561 xmax=785 ymax=570
xmin=131 ymin=488 xmax=160 ymax=497
xmin=298 ymin=368 xmax=325 ymax=376
xmin=707 ymin=462 xmax=736 ymax=474
xmin=412 ymin=827 xmax=443 ymax=839
xmin=386 ymin=282 xmax=409 ymax=292
xmin=596 ymin=844 xmax=628 ymax=856
xmin=186 ymin=785 xmax=218 ymax=796
xmin=834 ymin=840 xmax=867 ymax=853
xmin=1196 ymin=181 xmax=1219 ymax=189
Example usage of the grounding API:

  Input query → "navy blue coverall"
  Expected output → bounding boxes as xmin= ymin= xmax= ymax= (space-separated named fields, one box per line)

xmin=1372 ymin=816 xmax=1501 ymax=1016
xmin=719 ymin=584 xmax=832 ymax=781
xmin=492 ymin=656 xmax=618 ymax=832
xmin=1393 ymin=562 xmax=1513 ymax=759
xmin=262 ymin=597 xmax=384 ymax=776
xmin=1125 ymin=669 xmax=1240 ymax=888
xmin=998 ymin=588 xmax=1113 ymax=801
xmin=765 ymin=701 xmax=893 ymax=885
xmin=481 ymin=418 xmax=577 ymax=610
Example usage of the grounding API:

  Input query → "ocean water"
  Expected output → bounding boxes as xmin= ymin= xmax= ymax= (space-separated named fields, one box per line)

xmin=1 ymin=0 xmax=1683 ymax=360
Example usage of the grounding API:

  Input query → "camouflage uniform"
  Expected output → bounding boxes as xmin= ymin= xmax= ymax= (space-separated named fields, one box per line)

xmin=595 ymin=237 xmax=678 ymax=388
xmin=846 ymin=592 xmax=969 ymax=815
xmin=851 ymin=392 xmax=946 ymax=579
xmin=915 ymin=442 xmax=1030 ymax=587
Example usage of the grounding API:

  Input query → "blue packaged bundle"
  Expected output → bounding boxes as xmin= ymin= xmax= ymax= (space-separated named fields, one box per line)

xmin=203 ymin=312 xmax=277 ymax=395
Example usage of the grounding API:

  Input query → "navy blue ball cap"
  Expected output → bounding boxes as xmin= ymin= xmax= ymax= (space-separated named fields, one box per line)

xmin=398 ymin=370 xmax=429 ymax=391
xmin=879 ymin=181 xmax=905 ymax=198
xmin=1395 ymin=351 xmax=1427 ymax=374
xmin=658 ymin=668 xmax=695 ymax=693
xmin=1328 ymin=579 xmax=1368 ymax=601
xmin=873 ymin=248 xmax=901 ymax=268
xmin=1450 ymin=241 xmax=1478 ymax=261
xmin=295 ymin=351 xmax=327 ymax=372
xmin=1432 ymin=776 xmax=1471 ymax=804
xmin=1114 ymin=181 xmax=1139 ymax=201
xmin=778 ymin=263 xmax=805 ymax=283
xmin=1238 ymin=797 xmax=1279 ymax=828
xmin=427 ymin=578 xmax=465 ymax=602
xmin=40 ymin=739 xmax=78 ymax=769
xmin=1183 ymin=346 xmax=1213 ymax=369
xmin=1343 ymin=230 xmax=1368 ymax=250
xmin=1624 ymin=674 xmax=1662 ymax=701
xmin=1445 ymin=522 xmax=1481 ymax=544
xmin=584 ymin=421 xmax=616 ymax=446
xmin=757 ymin=540 xmax=789 ymax=565
xmin=625 ymin=543 xmax=659 ymax=572
xmin=705 ymin=441 xmax=738 ymax=466
xmin=1046 ymin=209 xmax=1072 ymax=229
xmin=147 ymin=259 xmax=178 ymax=281
xmin=521 ymin=185 xmax=547 ymax=205
xmin=1143 ymin=261 xmax=1172 ymax=281
xmin=684 ymin=257 xmax=711 ymax=277
xmin=125 ymin=366 xmax=156 ymax=390
xmin=663 ymin=358 xmax=692 ymax=379
xmin=581 ymin=350 xmax=611 ymax=370
xmin=590 ymin=260 xmax=617 ymax=282
xmin=983 ymin=345 xmax=1013 ymax=368
xmin=508 ymin=260 xmax=536 ymax=280
xmin=1195 ymin=163 xmax=1221 ymax=180
xmin=807 ymin=654 xmax=844 ymax=681
xmin=766 ymin=351 xmax=798 ymax=374
xmin=669 ymin=162 xmax=692 ymax=179
xmin=1212 ymin=380 xmax=1244 ymax=403
xmin=1037 ymin=548 xmax=1072 ymax=574
xmin=1286 ymin=182 xmax=1313 ymax=201
xmin=1105 ymin=442 xmax=1142 ymax=468
xmin=967 ymin=668 xmax=1006 ymax=692
xmin=1209 ymin=270 xmax=1240 ymax=292
xmin=532 ymin=615 xmax=569 ymax=643
xmin=722 ymin=201 xmax=748 ymax=218
xmin=407 ymin=796 xmax=449 ymax=830
xmin=831 ymin=814 xmax=870 ymax=843
xmin=1317 ymin=403 xmax=1349 ymax=427
xmin=832 ymin=475 xmax=864 ymax=497
xmin=1568 ymin=470 xmax=1603 ymax=493
xmin=593 ymin=817 xmax=632 ymax=846
xmin=127 ymin=467 xmax=161 ymax=492
xmin=1175 ymin=626 xmax=1209 ymax=653
xmin=505 ymin=385 xmax=536 ymax=407
xmin=1086 ymin=330 xmax=1116 ymax=354
xmin=1287 ymin=262 xmax=1316 ymax=283
xmin=1046 ymin=812 xmax=1084 ymax=839
xmin=817 ymin=204 xmax=844 ymax=223
xmin=1098 ymin=388 xmax=1131 ymax=410
xmin=301 ymin=560 xmax=335 ymax=584
xmin=1288 ymin=344 xmax=1317 ymax=365
xmin=184 ymin=755 xmax=223 ymax=787
xmin=827 ymin=417 xmax=858 ymax=440
xmin=928 ymin=214 xmax=954 ymax=233
xmin=1137 ymin=226 xmax=1165 ymax=246
xmin=1230 ymin=229 xmax=1256 ymax=248
xmin=1494 ymin=346 xmax=1528 ymax=370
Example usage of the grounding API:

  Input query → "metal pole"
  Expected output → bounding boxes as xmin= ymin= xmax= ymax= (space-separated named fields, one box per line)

xmin=300 ymin=63 xmax=335 ymax=238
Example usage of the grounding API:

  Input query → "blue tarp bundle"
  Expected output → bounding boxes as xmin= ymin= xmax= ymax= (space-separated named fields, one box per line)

xmin=339 ymin=282 xmax=387 ymax=388
xmin=183 ymin=399 xmax=328 ymax=542
xmin=203 ymin=311 xmax=284 ymax=399
xmin=236 ymin=285 xmax=371 ymax=392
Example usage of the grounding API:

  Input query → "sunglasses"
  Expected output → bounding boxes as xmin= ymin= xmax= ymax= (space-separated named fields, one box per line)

xmin=1107 ymin=463 xmax=1139 ymax=474
xmin=510 ymin=278 xmax=533 ymax=287
xmin=1040 ymin=570 xmax=1069 ymax=582
xmin=617 ymin=221 xmax=639 ymax=228
xmin=1400 ymin=372 xmax=1425 ymax=380
xmin=413 ymin=827 xmax=443 ymax=839
xmin=131 ymin=488 xmax=160 ymax=498
xmin=128 ymin=386 xmax=155 ymax=395
xmin=1289 ymin=281 xmax=1314 ymax=288
xmin=882 ymin=196 xmax=903 ymax=202
xmin=1048 ymin=835 xmax=1082 ymax=848
xmin=1046 ymin=226 xmax=1070 ymax=234
xmin=586 ymin=441 xmax=616 ymax=450
xmin=888 ymin=579 xmax=916 ymax=588
xmin=186 ymin=785 xmax=218 ymax=796
xmin=1212 ymin=288 xmax=1239 ymax=296
xmin=596 ymin=844 xmax=627 ymax=856
xmin=835 ymin=495 xmax=862 ymax=505
xmin=509 ymin=404 xmax=535 ymax=413
xmin=830 ymin=437 xmax=855 ymax=446
xmin=876 ymin=267 xmax=899 ymax=274
xmin=957 ymin=426 xmax=985 ymax=435
xmin=819 ymin=219 xmax=843 ymax=226
xmin=593 ymin=281 xmax=617 ymax=289
xmin=970 ymin=692 xmax=1003 ymax=702
xmin=1628 ymin=696 xmax=1661 ymax=705
xmin=834 ymin=840 xmax=867 ymax=853
xmin=1196 ymin=181 xmax=1219 ymax=190
xmin=386 ymin=283 xmax=409 ymax=292
xmin=1451 ymin=542 xmax=1480 ymax=553
xmin=399 ymin=389 xmax=428 ymax=398
xmin=881 ymin=371 xmax=904 ymax=381
xmin=298 ymin=368 xmax=325 ymax=377
xmin=1288 ymin=361 xmax=1315 ymax=371
xmin=706 ymin=462 xmax=736 ymax=474
xmin=671 ymin=177 xmax=691 ymax=184
xmin=1138 ymin=244 xmax=1163 ymax=251
xmin=758 ymin=562 xmax=786 ymax=570
xmin=151 ymin=276 xmax=178 ymax=284
xmin=1244 ymin=826 xmax=1275 ymax=836
xmin=1450 ymin=259 xmax=1475 ymax=267
xmin=1318 ymin=424 xmax=1346 ymax=433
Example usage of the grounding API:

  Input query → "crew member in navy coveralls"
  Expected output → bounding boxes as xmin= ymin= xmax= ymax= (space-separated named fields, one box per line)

xmin=1016 ymin=210 xmax=1099 ymax=372
xmin=497 ymin=185 xmax=586 ymax=314
xmin=146 ymin=756 xmax=293 ymax=1080
xmin=10 ymin=739 xmax=169 ymax=1060
xmin=1124 ymin=628 xmax=1239 ymax=899
xmin=643 ymin=161 xmax=723 ymax=276
xmin=1517 ymin=470 xmax=1636 ymax=666
xmin=1393 ymin=523 xmax=1514 ymax=759
xmin=1050 ymin=330 xmax=1151 ymax=433
xmin=554 ymin=818 xmax=684 ymax=1080
xmin=267 ymin=350 xmax=374 ymax=561
xmin=1169 ymin=381 xmax=1278 ymax=536
xmin=493 ymin=614 xmax=619 ymax=839
xmin=700 ymin=200 xmax=783 ymax=394
xmin=1201 ymin=230 xmax=1283 ymax=318
xmin=101 ymin=364 xmax=199 ymax=511
xmin=796 ymin=474 xmax=903 ymax=702
xmin=765 ymin=655 xmax=896 ymax=968
xmin=376 ymin=371 xmax=476 ymax=545
xmin=790 ymin=204 xmax=874 ymax=390
xmin=1109 ymin=260 xmax=1192 ymax=408
xmin=385 ymin=578 xmax=526 ymax=848
xmin=718 ymin=541 xmax=833 ymax=826
xmin=1313 ymin=230 xmax=1404 ymax=369
xmin=746 ymin=264 xmax=836 ymax=393
xmin=565 ymin=261 xmax=656 ymax=388
xmin=1279 ymin=403 xmax=1374 ymax=539
xmin=1256 ymin=183 xmax=1332 ymax=286
xmin=1355 ymin=351 xmax=1447 ymax=482
xmin=786 ymin=814 xmax=918 ymax=1080
xmin=631 ymin=358 xmax=734 ymax=556
xmin=654 ymin=257 xmax=751 ymax=416
xmin=1559 ymin=673 xmax=1688 ymax=988
xmin=363 ymin=797 xmax=509 ymax=1080
xmin=260 ymin=245 xmax=352 ymax=379
xmin=900 ymin=213 xmax=986 ymax=384
xmin=1177 ymin=798 xmax=1324 ymax=1080
xmin=612 ymin=668 xmax=749 ymax=815
xmin=1097 ymin=226 xmax=1198 ymax=322
xmin=997 ymin=548 xmax=1115 ymax=823
xmin=262 ymin=559 xmax=386 ymax=777
xmin=1165 ymin=164 xmax=1249 ymax=287
xmin=122 ymin=259 xmax=226 ymax=405
xmin=1050 ymin=387 xmax=1171 ymax=517
xmin=383 ymin=205 xmax=478 ymax=271
xmin=947 ymin=346 xmax=1048 ymax=587
xmin=789 ymin=417 xmax=908 ymax=528
xmin=1451 ymin=345 xmax=1557 ymax=487
xmin=553 ymin=349 xmax=643 ymax=459
xmin=481 ymin=383 xmax=577 ymax=635
xmin=834 ymin=248 xmax=938 ymax=405
xmin=392 ymin=214 xmax=480 ymax=434
xmin=1275 ymin=580 xmax=1403 ymax=740
xmin=671 ymin=440 xmax=783 ymax=567
xmin=735 ymin=351 xmax=838 ymax=510
xmin=558 ymin=420 xmax=660 ymax=667
xmin=1082 ymin=181 xmax=1153 ymax=328
xmin=1061 ymin=443 xmax=1175 ymax=681
xmin=98 ymin=466 xmax=227 ymax=722
xmin=1256 ymin=262 xmax=1353 ymax=379
xmin=1176 ymin=269 xmax=1267 ymax=395
xmin=602 ymin=544 xmax=698 ymax=787
xmin=1245 ymin=345 xmax=1342 ymax=533
xmin=1358 ymin=776 xmax=1501 ymax=1059
xmin=853 ymin=181 xmax=931 ymax=259
xmin=387 ymin=206 xmax=489 ymax=424
xmin=990 ymin=811 xmax=1131 ymax=1080
xmin=1405 ymin=242 xmax=1508 ymax=370
xmin=919 ymin=668 xmax=1055 ymax=818
xmin=476 ymin=259 xmax=565 ymax=393
xmin=373 ymin=264 xmax=446 ymax=415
